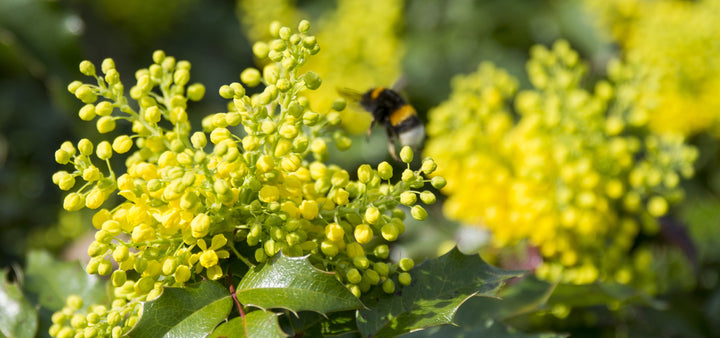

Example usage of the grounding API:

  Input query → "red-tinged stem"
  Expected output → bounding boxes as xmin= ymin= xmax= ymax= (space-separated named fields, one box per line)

xmin=227 ymin=266 xmax=248 ymax=337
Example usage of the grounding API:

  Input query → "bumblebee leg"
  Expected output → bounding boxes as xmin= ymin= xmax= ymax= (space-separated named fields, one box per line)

xmin=366 ymin=120 xmax=377 ymax=142
xmin=387 ymin=140 xmax=399 ymax=161
xmin=385 ymin=125 xmax=399 ymax=161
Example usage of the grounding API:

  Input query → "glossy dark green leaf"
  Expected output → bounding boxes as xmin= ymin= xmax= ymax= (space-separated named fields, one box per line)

xmin=129 ymin=281 xmax=233 ymax=338
xmin=454 ymin=276 xmax=556 ymax=325
xmin=281 ymin=310 xmax=358 ymax=337
xmin=357 ymin=247 xmax=524 ymax=337
xmin=210 ymin=310 xmax=286 ymax=338
xmin=23 ymin=250 xmax=106 ymax=311
xmin=405 ymin=318 xmax=566 ymax=338
xmin=547 ymin=281 xmax=662 ymax=309
xmin=235 ymin=254 xmax=363 ymax=314
xmin=0 ymin=269 xmax=38 ymax=338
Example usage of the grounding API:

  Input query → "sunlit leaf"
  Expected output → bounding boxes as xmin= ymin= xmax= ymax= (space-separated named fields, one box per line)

xmin=0 ymin=269 xmax=38 ymax=338
xmin=357 ymin=247 xmax=524 ymax=337
xmin=235 ymin=254 xmax=363 ymax=314
xmin=210 ymin=310 xmax=286 ymax=338
xmin=129 ymin=281 xmax=233 ymax=338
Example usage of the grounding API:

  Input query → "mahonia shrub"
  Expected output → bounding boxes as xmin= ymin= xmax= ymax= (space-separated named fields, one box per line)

xmin=49 ymin=20 xmax=441 ymax=337
xmin=425 ymin=40 xmax=697 ymax=288
xmin=584 ymin=0 xmax=720 ymax=136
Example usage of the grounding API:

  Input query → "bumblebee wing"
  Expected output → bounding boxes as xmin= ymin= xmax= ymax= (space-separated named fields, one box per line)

xmin=336 ymin=87 xmax=363 ymax=102
xmin=391 ymin=76 xmax=408 ymax=93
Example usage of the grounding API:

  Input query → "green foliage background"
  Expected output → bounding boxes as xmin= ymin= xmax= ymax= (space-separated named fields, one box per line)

xmin=1 ymin=0 xmax=720 ymax=337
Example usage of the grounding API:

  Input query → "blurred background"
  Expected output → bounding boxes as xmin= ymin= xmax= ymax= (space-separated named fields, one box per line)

xmin=2 ymin=0 xmax=719 ymax=336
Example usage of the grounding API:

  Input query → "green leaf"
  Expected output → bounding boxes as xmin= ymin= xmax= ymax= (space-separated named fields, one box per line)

xmin=454 ymin=276 xmax=556 ymax=325
xmin=23 ymin=250 xmax=106 ymax=311
xmin=547 ymin=281 xmax=662 ymax=309
xmin=357 ymin=247 xmax=523 ymax=337
xmin=210 ymin=310 xmax=287 ymax=338
xmin=281 ymin=310 xmax=358 ymax=337
xmin=405 ymin=318 xmax=565 ymax=338
xmin=235 ymin=254 xmax=363 ymax=314
xmin=0 ymin=269 xmax=38 ymax=338
xmin=129 ymin=280 xmax=233 ymax=338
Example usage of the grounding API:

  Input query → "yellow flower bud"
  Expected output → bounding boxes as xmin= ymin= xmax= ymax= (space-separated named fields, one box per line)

xmin=144 ymin=106 xmax=161 ymax=124
xmin=431 ymin=176 xmax=447 ymax=189
xmin=240 ymin=68 xmax=261 ymax=87
xmin=303 ymin=71 xmax=321 ymax=90
xmin=112 ymin=135 xmax=133 ymax=154
xmin=96 ymin=141 xmax=113 ymax=160
xmin=256 ymin=155 xmax=275 ymax=173
xmin=75 ymin=85 xmax=97 ymax=103
xmin=325 ymin=222 xmax=345 ymax=242
xmin=320 ymin=240 xmax=339 ymax=257
xmin=399 ymin=258 xmax=415 ymax=271
xmin=333 ymin=188 xmax=350 ymax=205
xmin=399 ymin=191 xmax=417 ymax=206
xmin=96 ymin=116 xmax=116 ymax=134
xmin=401 ymin=169 xmax=414 ymax=182
xmin=55 ymin=149 xmax=71 ymax=164
xmin=300 ymin=200 xmax=319 ymax=220
xmin=419 ymin=191 xmax=436 ymax=205
xmin=175 ymin=265 xmax=191 ymax=283
xmin=357 ymin=164 xmax=373 ymax=183
xmin=399 ymin=146 xmax=414 ymax=163
xmin=411 ymin=205 xmax=427 ymax=221
xmin=78 ymin=104 xmax=96 ymax=121
xmin=259 ymin=185 xmax=280 ymax=203
xmin=310 ymin=138 xmax=327 ymax=155
xmin=96 ymin=101 xmax=113 ymax=116
xmin=57 ymin=173 xmax=76 ymax=191
xmin=79 ymin=60 xmax=96 ymax=76
xmin=354 ymin=224 xmax=373 ymax=244
xmin=274 ymin=139 xmax=292 ymax=157
xmin=210 ymin=128 xmax=231 ymax=144
xmin=191 ymin=213 xmax=211 ymax=238
xmin=63 ymin=192 xmax=84 ymax=211
xmin=242 ymin=135 xmax=260 ymax=151
xmin=280 ymin=154 xmax=302 ymax=172
xmin=364 ymin=206 xmax=380 ymax=224
xmin=82 ymin=166 xmax=101 ymax=181
xmin=378 ymin=162 xmax=393 ymax=180
xmin=346 ymin=268 xmax=362 ymax=284
xmin=77 ymin=139 xmax=93 ymax=156
xmin=381 ymin=223 xmax=400 ymax=241
xmin=420 ymin=158 xmax=437 ymax=175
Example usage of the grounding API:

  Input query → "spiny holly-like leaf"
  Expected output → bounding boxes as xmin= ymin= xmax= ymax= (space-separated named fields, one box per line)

xmin=357 ymin=247 xmax=524 ymax=337
xmin=23 ymin=250 xmax=106 ymax=311
xmin=235 ymin=253 xmax=363 ymax=314
xmin=129 ymin=280 xmax=233 ymax=338
xmin=210 ymin=310 xmax=286 ymax=338
xmin=454 ymin=276 xmax=557 ymax=324
xmin=281 ymin=310 xmax=358 ymax=337
xmin=0 ymin=269 xmax=38 ymax=338
xmin=405 ymin=318 xmax=566 ymax=338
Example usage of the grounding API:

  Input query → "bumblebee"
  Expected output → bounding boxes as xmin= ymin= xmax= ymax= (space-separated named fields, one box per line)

xmin=340 ymin=87 xmax=425 ymax=160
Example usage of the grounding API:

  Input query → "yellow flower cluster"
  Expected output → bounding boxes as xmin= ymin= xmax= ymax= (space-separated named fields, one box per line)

xmin=425 ymin=40 xmax=697 ymax=286
xmin=584 ymin=0 xmax=720 ymax=136
xmin=238 ymin=0 xmax=405 ymax=134
xmin=50 ymin=20 xmax=440 ymax=337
